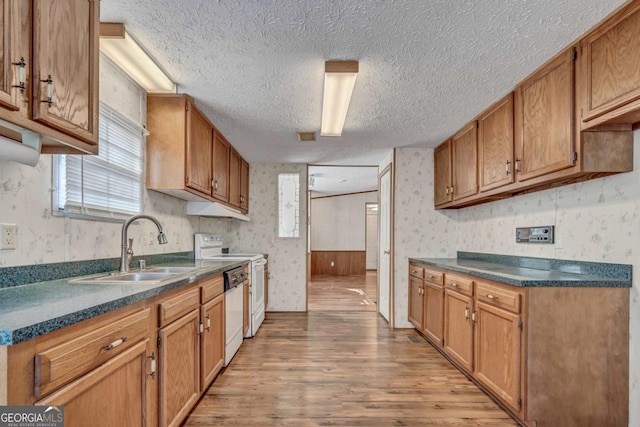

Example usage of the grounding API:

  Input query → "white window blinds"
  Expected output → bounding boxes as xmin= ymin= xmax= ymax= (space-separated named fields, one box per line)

xmin=55 ymin=103 xmax=145 ymax=219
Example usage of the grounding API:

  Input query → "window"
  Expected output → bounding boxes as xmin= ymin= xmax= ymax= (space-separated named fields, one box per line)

xmin=54 ymin=103 xmax=145 ymax=220
xmin=278 ymin=173 xmax=300 ymax=238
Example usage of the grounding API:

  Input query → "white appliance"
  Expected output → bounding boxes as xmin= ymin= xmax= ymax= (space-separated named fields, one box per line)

xmin=195 ymin=234 xmax=266 ymax=342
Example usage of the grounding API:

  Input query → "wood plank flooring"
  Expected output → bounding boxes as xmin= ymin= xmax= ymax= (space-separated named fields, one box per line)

xmin=308 ymin=272 xmax=378 ymax=312
xmin=183 ymin=311 xmax=517 ymax=426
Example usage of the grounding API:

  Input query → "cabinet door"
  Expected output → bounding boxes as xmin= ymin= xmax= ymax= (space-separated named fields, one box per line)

xmin=229 ymin=148 xmax=241 ymax=208
xmin=32 ymin=0 xmax=99 ymax=144
xmin=159 ymin=309 xmax=200 ymax=427
xmin=444 ymin=289 xmax=473 ymax=372
xmin=240 ymin=159 xmax=249 ymax=213
xmin=451 ymin=122 xmax=478 ymax=200
xmin=474 ymin=301 xmax=522 ymax=412
xmin=36 ymin=340 xmax=149 ymax=427
xmin=423 ymin=282 xmax=444 ymax=346
xmin=478 ymin=93 xmax=514 ymax=192
xmin=581 ymin=2 xmax=640 ymax=127
xmin=0 ymin=0 xmax=28 ymax=112
xmin=185 ymin=102 xmax=213 ymax=195
xmin=516 ymin=49 xmax=575 ymax=181
xmin=434 ymin=140 xmax=452 ymax=206
xmin=212 ymin=131 xmax=230 ymax=202
xmin=200 ymin=293 xmax=224 ymax=390
xmin=408 ymin=276 xmax=424 ymax=330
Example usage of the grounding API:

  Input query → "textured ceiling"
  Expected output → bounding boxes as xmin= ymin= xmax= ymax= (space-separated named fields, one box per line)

xmin=101 ymin=0 xmax=627 ymax=165
xmin=309 ymin=166 xmax=378 ymax=196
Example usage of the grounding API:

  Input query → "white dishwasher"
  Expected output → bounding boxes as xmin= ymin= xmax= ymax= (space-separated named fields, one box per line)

xmin=223 ymin=266 xmax=246 ymax=366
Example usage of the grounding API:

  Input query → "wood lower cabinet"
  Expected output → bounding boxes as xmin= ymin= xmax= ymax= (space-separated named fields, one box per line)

xmin=422 ymin=281 xmax=444 ymax=346
xmin=158 ymin=307 xmax=200 ymax=427
xmin=580 ymin=0 xmax=640 ymax=129
xmin=200 ymin=293 xmax=224 ymax=390
xmin=473 ymin=301 xmax=522 ymax=412
xmin=443 ymin=289 xmax=473 ymax=372
xmin=408 ymin=274 xmax=424 ymax=331
xmin=36 ymin=340 xmax=150 ymax=427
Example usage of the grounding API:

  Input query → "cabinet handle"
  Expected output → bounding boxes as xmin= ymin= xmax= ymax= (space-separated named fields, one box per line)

xmin=411 ymin=270 xmax=417 ymax=274
xmin=471 ymin=312 xmax=476 ymax=323
xmin=11 ymin=57 xmax=26 ymax=94
xmin=199 ymin=320 xmax=204 ymax=335
xmin=505 ymin=160 xmax=512 ymax=175
xmin=102 ymin=337 xmax=127 ymax=351
xmin=212 ymin=179 xmax=218 ymax=191
xmin=464 ymin=307 xmax=469 ymax=320
xmin=486 ymin=294 xmax=498 ymax=301
xmin=428 ymin=275 xmax=436 ymax=279
xmin=450 ymin=282 xmax=458 ymax=287
xmin=450 ymin=186 xmax=454 ymax=195
xmin=147 ymin=352 xmax=157 ymax=379
xmin=515 ymin=159 xmax=521 ymax=172
xmin=445 ymin=187 xmax=449 ymax=195
xmin=41 ymin=74 xmax=53 ymax=107
xmin=206 ymin=314 xmax=211 ymax=331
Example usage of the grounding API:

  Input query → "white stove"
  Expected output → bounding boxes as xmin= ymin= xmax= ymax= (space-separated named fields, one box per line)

xmin=195 ymin=234 xmax=266 ymax=365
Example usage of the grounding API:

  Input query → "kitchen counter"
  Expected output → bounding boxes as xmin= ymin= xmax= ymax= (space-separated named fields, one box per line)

xmin=410 ymin=252 xmax=631 ymax=287
xmin=0 ymin=259 xmax=245 ymax=345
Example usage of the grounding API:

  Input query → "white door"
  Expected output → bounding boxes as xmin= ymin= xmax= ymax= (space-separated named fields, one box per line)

xmin=365 ymin=204 xmax=378 ymax=269
xmin=378 ymin=168 xmax=392 ymax=323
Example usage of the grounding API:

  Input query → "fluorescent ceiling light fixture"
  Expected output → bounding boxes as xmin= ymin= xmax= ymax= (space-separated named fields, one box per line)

xmin=321 ymin=60 xmax=358 ymax=137
xmin=99 ymin=23 xmax=176 ymax=93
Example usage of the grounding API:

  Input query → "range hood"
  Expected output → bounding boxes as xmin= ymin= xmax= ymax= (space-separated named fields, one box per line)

xmin=186 ymin=201 xmax=250 ymax=222
xmin=0 ymin=122 xmax=42 ymax=167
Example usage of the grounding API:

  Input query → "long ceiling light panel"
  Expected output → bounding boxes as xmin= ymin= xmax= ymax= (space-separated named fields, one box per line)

xmin=321 ymin=60 xmax=359 ymax=137
xmin=99 ymin=23 xmax=176 ymax=93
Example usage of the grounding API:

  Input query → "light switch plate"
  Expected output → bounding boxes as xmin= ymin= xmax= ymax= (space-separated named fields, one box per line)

xmin=0 ymin=223 xmax=17 ymax=250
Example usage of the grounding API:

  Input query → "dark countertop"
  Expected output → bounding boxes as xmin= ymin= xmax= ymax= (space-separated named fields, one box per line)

xmin=409 ymin=254 xmax=631 ymax=288
xmin=0 ymin=259 xmax=246 ymax=346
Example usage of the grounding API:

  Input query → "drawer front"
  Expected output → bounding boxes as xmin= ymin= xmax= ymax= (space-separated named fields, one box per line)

xmin=201 ymin=274 xmax=224 ymax=303
xmin=424 ymin=267 xmax=444 ymax=285
xmin=159 ymin=287 xmax=201 ymax=327
xmin=409 ymin=264 xmax=424 ymax=279
xmin=476 ymin=281 xmax=522 ymax=313
xmin=34 ymin=308 xmax=151 ymax=398
xmin=445 ymin=273 xmax=474 ymax=296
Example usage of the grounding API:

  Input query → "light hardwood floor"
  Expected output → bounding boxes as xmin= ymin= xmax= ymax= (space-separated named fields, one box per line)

xmin=308 ymin=272 xmax=378 ymax=312
xmin=183 ymin=311 xmax=518 ymax=426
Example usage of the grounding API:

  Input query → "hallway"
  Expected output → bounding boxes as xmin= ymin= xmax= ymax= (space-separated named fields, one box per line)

xmin=308 ymin=271 xmax=378 ymax=311
xmin=184 ymin=311 xmax=517 ymax=426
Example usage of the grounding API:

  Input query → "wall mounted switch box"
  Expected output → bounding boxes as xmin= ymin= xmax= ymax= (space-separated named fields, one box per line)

xmin=516 ymin=226 xmax=554 ymax=243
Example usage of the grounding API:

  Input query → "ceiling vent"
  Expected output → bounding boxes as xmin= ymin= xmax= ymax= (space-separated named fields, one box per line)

xmin=297 ymin=131 xmax=316 ymax=142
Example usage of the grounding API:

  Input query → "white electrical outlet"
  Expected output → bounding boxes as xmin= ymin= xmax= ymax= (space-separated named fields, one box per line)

xmin=0 ymin=224 xmax=17 ymax=250
xmin=148 ymin=231 xmax=156 ymax=245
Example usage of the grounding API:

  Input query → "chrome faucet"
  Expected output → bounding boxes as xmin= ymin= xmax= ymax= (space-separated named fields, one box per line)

xmin=120 ymin=215 xmax=168 ymax=273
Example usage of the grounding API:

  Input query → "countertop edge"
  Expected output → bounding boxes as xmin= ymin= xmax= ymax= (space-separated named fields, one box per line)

xmin=409 ymin=257 xmax=632 ymax=288
xmin=0 ymin=260 xmax=247 ymax=346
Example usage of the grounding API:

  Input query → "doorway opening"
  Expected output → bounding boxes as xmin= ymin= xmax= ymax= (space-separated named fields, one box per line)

xmin=307 ymin=165 xmax=378 ymax=312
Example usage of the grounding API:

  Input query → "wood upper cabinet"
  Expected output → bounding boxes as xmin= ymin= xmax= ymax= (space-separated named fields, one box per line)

xmin=229 ymin=148 xmax=241 ymax=208
xmin=423 ymin=281 xmax=444 ymax=346
xmin=434 ymin=140 xmax=452 ymax=206
xmin=474 ymin=300 xmax=522 ymax=413
xmin=36 ymin=340 xmax=150 ymax=427
xmin=200 ymin=293 xmax=224 ymax=391
xmin=408 ymin=275 xmax=424 ymax=331
xmin=478 ymin=93 xmax=514 ymax=192
xmin=212 ymin=131 xmax=230 ymax=202
xmin=32 ymin=0 xmax=99 ymax=144
xmin=515 ymin=48 xmax=576 ymax=182
xmin=0 ymin=0 xmax=29 ymax=114
xmin=580 ymin=1 xmax=640 ymax=129
xmin=240 ymin=159 xmax=250 ymax=213
xmin=185 ymin=101 xmax=212 ymax=195
xmin=158 ymin=307 xmax=200 ymax=427
xmin=444 ymin=288 xmax=473 ymax=373
xmin=451 ymin=121 xmax=478 ymax=200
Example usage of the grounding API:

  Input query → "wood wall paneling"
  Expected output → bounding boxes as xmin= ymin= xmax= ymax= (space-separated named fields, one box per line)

xmin=310 ymin=251 xmax=366 ymax=276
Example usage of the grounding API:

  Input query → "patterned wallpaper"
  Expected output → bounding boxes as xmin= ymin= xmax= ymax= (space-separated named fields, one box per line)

xmin=393 ymin=148 xmax=458 ymax=328
xmin=224 ymin=164 xmax=308 ymax=312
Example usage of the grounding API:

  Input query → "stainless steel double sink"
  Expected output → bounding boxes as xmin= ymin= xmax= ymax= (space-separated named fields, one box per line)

xmin=69 ymin=266 xmax=197 ymax=285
